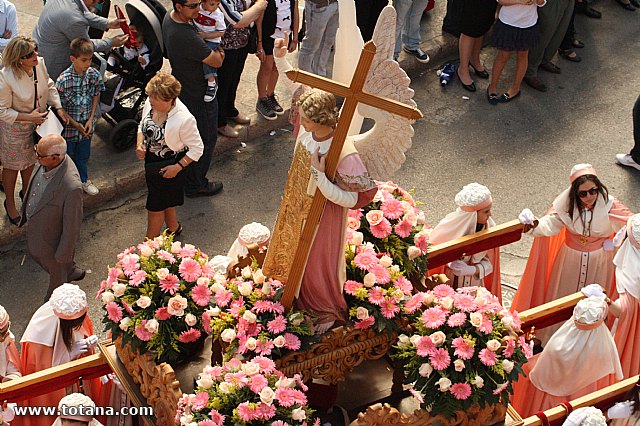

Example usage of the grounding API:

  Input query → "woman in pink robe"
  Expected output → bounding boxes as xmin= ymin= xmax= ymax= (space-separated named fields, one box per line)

xmin=511 ymin=164 xmax=633 ymax=313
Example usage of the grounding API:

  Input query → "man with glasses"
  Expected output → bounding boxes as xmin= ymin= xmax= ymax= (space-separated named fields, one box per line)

xmin=20 ymin=135 xmax=85 ymax=301
xmin=32 ymin=0 xmax=128 ymax=79
xmin=162 ymin=0 xmax=266 ymax=198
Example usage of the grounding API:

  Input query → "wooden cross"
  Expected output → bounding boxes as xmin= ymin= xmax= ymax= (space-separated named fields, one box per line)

xmin=267 ymin=41 xmax=423 ymax=310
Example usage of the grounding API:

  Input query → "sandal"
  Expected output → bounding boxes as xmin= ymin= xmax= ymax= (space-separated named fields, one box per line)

xmin=487 ymin=88 xmax=499 ymax=105
xmin=168 ymin=223 xmax=183 ymax=237
xmin=558 ymin=49 xmax=582 ymax=63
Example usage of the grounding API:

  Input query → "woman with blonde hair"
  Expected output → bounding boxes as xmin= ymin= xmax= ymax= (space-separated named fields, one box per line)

xmin=135 ymin=72 xmax=204 ymax=239
xmin=0 ymin=36 xmax=68 ymax=226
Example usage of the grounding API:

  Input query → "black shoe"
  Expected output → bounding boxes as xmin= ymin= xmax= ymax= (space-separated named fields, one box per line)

xmin=558 ymin=49 xmax=582 ymax=62
xmin=3 ymin=199 xmax=20 ymax=226
xmin=487 ymin=88 xmax=499 ymax=105
xmin=168 ymin=223 xmax=183 ymax=237
xmin=266 ymin=94 xmax=284 ymax=116
xmin=539 ymin=62 xmax=561 ymax=74
xmin=615 ymin=0 xmax=636 ymax=11
xmin=498 ymin=91 xmax=521 ymax=103
xmin=18 ymin=189 xmax=24 ymax=200
xmin=185 ymin=181 xmax=223 ymax=198
xmin=403 ymin=46 xmax=430 ymax=63
xmin=631 ymin=0 xmax=640 ymax=8
xmin=256 ymin=97 xmax=277 ymax=120
xmin=456 ymin=69 xmax=476 ymax=92
xmin=470 ymin=63 xmax=490 ymax=79
xmin=584 ymin=6 xmax=602 ymax=17
xmin=69 ymin=267 xmax=86 ymax=282
xmin=523 ymin=76 xmax=548 ymax=92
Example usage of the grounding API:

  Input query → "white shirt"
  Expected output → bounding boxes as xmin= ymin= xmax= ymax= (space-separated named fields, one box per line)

xmin=0 ymin=0 xmax=17 ymax=53
xmin=193 ymin=6 xmax=226 ymax=44
xmin=498 ymin=1 xmax=545 ymax=29
xmin=273 ymin=0 xmax=292 ymax=40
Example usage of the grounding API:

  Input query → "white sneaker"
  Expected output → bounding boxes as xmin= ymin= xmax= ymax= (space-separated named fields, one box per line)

xmin=615 ymin=153 xmax=640 ymax=171
xmin=82 ymin=180 xmax=99 ymax=195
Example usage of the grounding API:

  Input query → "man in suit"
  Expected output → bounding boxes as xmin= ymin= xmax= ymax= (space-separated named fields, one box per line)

xmin=20 ymin=135 xmax=85 ymax=300
xmin=32 ymin=0 xmax=127 ymax=79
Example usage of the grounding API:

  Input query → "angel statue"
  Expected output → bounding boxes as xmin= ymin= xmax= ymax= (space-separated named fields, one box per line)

xmin=263 ymin=4 xmax=419 ymax=334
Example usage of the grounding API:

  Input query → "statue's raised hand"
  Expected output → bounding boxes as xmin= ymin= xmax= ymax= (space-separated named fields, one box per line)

xmin=273 ymin=32 xmax=289 ymax=59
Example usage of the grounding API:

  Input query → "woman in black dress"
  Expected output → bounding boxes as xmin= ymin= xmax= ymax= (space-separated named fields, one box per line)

xmin=456 ymin=0 xmax=497 ymax=92
xmin=135 ymin=73 xmax=204 ymax=238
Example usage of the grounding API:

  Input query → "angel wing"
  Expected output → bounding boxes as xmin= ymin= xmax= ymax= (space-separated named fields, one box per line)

xmin=352 ymin=5 xmax=419 ymax=182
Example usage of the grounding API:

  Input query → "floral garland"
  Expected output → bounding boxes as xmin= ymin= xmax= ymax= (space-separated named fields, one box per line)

xmin=393 ymin=285 xmax=532 ymax=418
xmin=176 ymin=357 xmax=320 ymax=425
xmin=210 ymin=264 xmax=315 ymax=361
xmin=99 ymin=234 xmax=227 ymax=364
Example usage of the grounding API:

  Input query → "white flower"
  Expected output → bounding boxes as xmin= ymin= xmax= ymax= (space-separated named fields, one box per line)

xmin=486 ymin=339 xmax=501 ymax=352
xmin=436 ymin=377 xmax=452 ymax=392
xmin=242 ymin=361 xmax=260 ymax=376
xmin=213 ymin=274 xmax=227 ymax=286
xmin=502 ymin=359 xmax=515 ymax=374
xmin=245 ymin=337 xmax=257 ymax=350
xmin=167 ymin=295 xmax=188 ymax=317
xmin=472 ymin=376 xmax=484 ymax=388
xmin=261 ymin=281 xmax=272 ymax=295
xmin=136 ymin=296 xmax=152 ymax=309
xmin=112 ymin=283 xmax=126 ymax=297
xmin=180 ymin=414 xmax=194 ymax=425
xmin=390 ymin=265 xmax=401 ymax=275
xmin=470 ymin=312 xmax=483 ymax=327
xmin=196 ymin=277 xmax=210 ymax=286
xmin=291 ymin=408 xmax=306 ymax=421
xmin=119 ymin=317 xmax=131 ymax=331
xmin=145 ymin=319 xmax=159 ymax=334
xmin=454 ymin=359 xmax=465 ymax=372
xmin=289 ymin=312 xmax=304 ymax=326
xmin=439 ymin=296 xmax=454 ymax=311
xmin=407 ymin=246 xmax=422 ymax=260
xmin=241 ymin=266 xmax=252 ymax=279
xmin=273 ymin=335 xmax=286 ymax=348
xmin=416 ymin=211 xmax=426 ymax=225
xmin=259 ymin=387 xmax=275 ymax=405
xmin=156 ymin=268 xmax=170 ymax=280
xmin=397 ymin=334 xmax=410 ymax=347
xmin=418 ymin=363 xmax=433 ymax=377
xmin=429 ymin=331 xmax=446 ymax=346
xmin=208 ymin=255 xmax=232 ymax=275
xmin=242 ymin=310 xmax=257 ymax=323
xmin=139 ymin=245 xmax=154 ymax=258
xmin=423 ymin=292 xmax=435 ymax=305
xmin=275 ymin=377 xmax=295 ymax=388
xmin=252 ymin=269 xmax=265 ymax=284
xmin=220 ymin=328 xmax=236 ymax=343
xmin=501 ymin=315 xmax=515 ymax=330
xmin=363 ymin=273 xmax=377 ymax=288
xmin=209 ymin=307 xmax=221 ymax=317
xmin=238 ymin=282 xmax=253 ymax=296
xmin=356 ymin=307 xmax=370 ymax=320
xmin=196 ymin=373 xmax=213 ymax=389
xmin=210 ymin=282 xmax=225 ymax=294
xmin=351 ymin=231 xmax=364 ymax=246
xmin=391 ymin=289 xmax=405 ymax=303
xmin=170 ymin=242 xmax=182 ymax=254
xmin=101 ymin=291 xmax=115 ymax=304
xmin=379 ymin=255 xmax=393 ymax=268
xmin=409 ymin=334 xmax=422 ymax=347
xmin=185 ymin=313 xmax=197 ymax=326
xmin=372 ymin=190 xmax=384 ymax=202
xmin=218 ymin=382 xmax=233 ymax=394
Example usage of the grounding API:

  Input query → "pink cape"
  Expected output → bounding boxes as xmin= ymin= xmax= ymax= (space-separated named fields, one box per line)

xmin=5 ymin=339 xmax=21 ymax=378
xmin=511 ymin=200 xmax=633 ymax=313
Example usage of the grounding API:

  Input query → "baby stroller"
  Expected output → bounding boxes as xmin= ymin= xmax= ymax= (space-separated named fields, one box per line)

xmin=94 ymin=0 xmax=166 ymax=151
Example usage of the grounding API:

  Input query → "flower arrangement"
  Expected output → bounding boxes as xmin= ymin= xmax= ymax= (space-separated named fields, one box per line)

xmin=346 ymin=181 xmax=430 ymax=280
xmin=98 ymin=234 xmax=226 ymax=364
xmin=343 ymin=243 xmax=413 ymax=333
xmin=210 ymin=264 xmax=315 ymax=361
xmin=392 ymin=285 xmax=532 ymax=419
xmin=175 ymin=357 xmax=320 ymax=426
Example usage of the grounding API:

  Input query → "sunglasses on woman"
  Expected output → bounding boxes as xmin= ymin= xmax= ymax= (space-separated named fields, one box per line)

xmin=20 ymin=46 xmax=38 ymax=60
xmin=578 ymin=187 xmax=599 ymax=198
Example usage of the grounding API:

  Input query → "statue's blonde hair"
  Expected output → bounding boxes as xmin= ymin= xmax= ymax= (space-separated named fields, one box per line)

xmin=297 ymin=89 xmax=339 ymax=128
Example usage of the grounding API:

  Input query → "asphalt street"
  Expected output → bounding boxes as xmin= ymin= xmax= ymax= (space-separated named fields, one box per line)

xmin=1 ymin=2 xmax=639 ymax=342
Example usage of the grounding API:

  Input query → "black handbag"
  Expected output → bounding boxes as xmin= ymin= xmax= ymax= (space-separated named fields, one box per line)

xmin=247 ymin=23 xmax=259 ymax=54
xmin=144 ymin=157 xmax=177 ymax=177
xmin=32 ymin=66 xmax=41 ymax=145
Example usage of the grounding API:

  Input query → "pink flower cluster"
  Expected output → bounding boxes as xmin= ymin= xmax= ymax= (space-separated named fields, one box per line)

xmin=175 ymin=358 xmax=318 ymax=426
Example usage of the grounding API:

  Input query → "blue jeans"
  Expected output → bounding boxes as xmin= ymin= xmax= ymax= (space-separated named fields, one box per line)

xmin=67 ymin=136 xmax=91 ymax=183
xmin=180 ymin=95 xmax=218 ymax=194
xmin=203 ymin=40 xmax=220 ymax=79
xmin=392 ymin=0 xmax=430 ymax=58
xmin=298 ymin=1 xmax=339 ymax=77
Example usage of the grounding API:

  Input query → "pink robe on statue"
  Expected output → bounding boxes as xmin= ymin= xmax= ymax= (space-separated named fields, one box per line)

xmin=511 ymin=196 xmax=632 ymax=313
xmin=296 ymin=151 xmax=376 ymax=324
xmin=0 ymin=335 xmax=21 ymax=382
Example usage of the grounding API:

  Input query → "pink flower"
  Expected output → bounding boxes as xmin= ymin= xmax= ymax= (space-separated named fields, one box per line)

xmin=121 ymin=254 xmax=140 ymax=276
xmin=354 ymin=316 xmax=375 ymax=330
xmin=409 ymin=387 xmax=424 ymax=404
xmin=214 ymin=289 xmax=232 ymax=307
xmin=365 ymin=210 xmax=384 ymax=226
xmin=432 ymin=284 xmax=455 ymax=299
xmin=267 ymin=316 xmax=287 ymax=334
xmin=253 ymin=300 xmax=285 ymax=314
xmin=421 ymin=307 xmax=447 ymax=328
xmin=478 ymin=348 xmax=498 ymax=366
xmin=404 ymin=293 xmax=425 ymax=314
xmin=452 ymin=337 xmax=475 ymax=360
xmin=237 ymin=402 xmax=258 ymax=422
xmin=348 ymin=208 xmax=363 ymax=221
xmin=256 ymin=339 xmax=275 ymax=356
xmin=202 ymin=312 xmax=212 ymax=333
xmin=156 ymin=250 xmax=176 ymax=263
xmin=252 ymin=356 xmax=276 ymax=373
xmin=160 ymin=273 xmax=180 ymax=294
xmin=275 ymin=388 xmax=297 ymax=407
xmin=416 ymin=336 xmax=436 ymax=357
xmin=179 ymin=258 xmax=202 ymax=282
xmin=178 ymin=245 xmax=197 ymax=259
xmin=192 ymin=392 xmax=209 ymax=410
xmin=354 ymin=250 xmax=378 ymax=271
xmin=106 ymin=302 xmax=123 ymax=322
xmin=414 ymin=232 xmax=429 ymax=252
xmin=192 ymin=284 xmax=212 ymax=306
xmin=429 ymin=348 xmax=451 ymax=370
xmin=479 ymin=318 xmax=494 ymax=334
xmin=394 ymin=219 xmax=413 ymax=238
xmin=179 ymin=328 xmax=202 ymax=343
xmin=129 ymin=270 xmax=147 ymax=287
xmin=519 ymin=336 xmax=533 ymax=358
xmin=453 ymin=294 xmax=478 ymax=312
xmin=381 ymin=300 xmax=399 ymax=319
xmin=493 ymin=381 xmax=509 ymax=396
xmin=271 ymin=422 xmax=290 ymax=426
xmin=248 ymin=374 xmax=269 ymax=393
xmin=370 ymin=218 xmax=392 ymax=239
xmin=503 ymin=338 xmax=516 ymax=358
xmin=450 ymin=383 xmax=472 ymax=400
xmin=344 ymin=280 xmax=363 ymax=295
xmin=256 ymin=403 xmax=276 ymax=420
xmin=394 ymin=277 xmax=413 ymax=294
xmin=155 ymin=307 xmax=172 ymax=320
xmin=368 ymin=287 xmax=386 ymax=305
xmin=121 ymin=300 xmax=136 ymax=315
xmin=346 ymin=216 xmax=360 ymax=230
xmin=370 ymin=264 xmax=391 ymax=284
xmin=380 ymin=198 xmax=404 ymax=219
xmin=135 ymin=321 xmax=153 ymax=341
xmin=511 ymin=310 xmax=523 ymax=330
xmin=117 ymin=246 xmax=135 ymax=260
xmin=283 ymin=333 xmax=301 ymax=350
xmin=447 ymin=312 xmax=467 ymax=327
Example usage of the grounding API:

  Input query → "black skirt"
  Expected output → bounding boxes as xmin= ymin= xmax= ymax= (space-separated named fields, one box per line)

xmin=491 ymin=20 xmax=541 ymax=51
xmin=459 ymin=0 xmax=497 ymax=37
xmin=144 ymin=152 xmax=188 ymax=212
